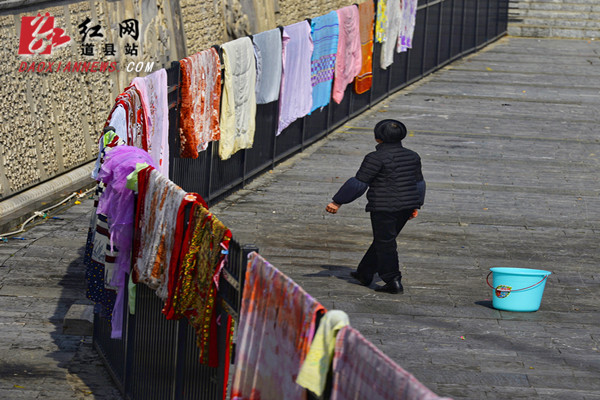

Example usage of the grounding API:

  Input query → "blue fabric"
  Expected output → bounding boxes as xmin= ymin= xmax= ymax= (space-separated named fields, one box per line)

xmin=416 ymin=180 xmax=426 ymax=207
xmin=332 ymin=177 xmax=368 ymax=204
xmin=310 ymin=12 xmax=339 ymax=112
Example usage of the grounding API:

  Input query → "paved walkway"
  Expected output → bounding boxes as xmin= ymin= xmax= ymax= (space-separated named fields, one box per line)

xmin=212 ymin=37 xmax=600 ymax=399
xmin=0 ymin=198 xmax=121 ymax=399
xmin=0 ymin=37 xmax=598 ymax=399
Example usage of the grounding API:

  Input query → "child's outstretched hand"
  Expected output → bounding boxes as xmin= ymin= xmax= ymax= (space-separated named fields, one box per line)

xmin=326 ymin=202 xmax=340 ymax=214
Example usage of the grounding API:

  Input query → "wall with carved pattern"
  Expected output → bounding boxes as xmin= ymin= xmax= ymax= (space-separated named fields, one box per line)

xmin=0 ymin=0 xmax=185 ymax=199
xmin=0 ymin=0 xmax=358 ymax=199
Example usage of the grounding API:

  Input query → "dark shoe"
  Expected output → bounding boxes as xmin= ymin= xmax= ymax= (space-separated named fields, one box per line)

xmin=374 ymin=277 xmax=404 ymax=294
xmin=350 ymin=271 xmax=373 ymax=286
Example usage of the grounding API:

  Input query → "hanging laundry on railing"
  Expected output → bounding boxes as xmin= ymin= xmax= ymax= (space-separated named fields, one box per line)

xmin=332 ymin=5 xmax=362 ymax=104
xmin=375 ymin=0 xmax=388 ymax=43
xmin=330 ymin=326 xmax=452 ymax=400
xmin=166 ymin=204 xmax=232 ymax=367
xmin=129 ymin=165 xmax=154 ymax=313
xmin=219 ymin=37 xmax=257 ymax=160
xmin=85 ymin=127 xmax=129 ymax=323
xmin=179 ymin=48 xmax=222 ymax=158
xmin=105 ymin=106 xmax=127 ymax=145
xmin=381 ymin=0 xmax=401 ymax=69
xmin=161 ymin=192 xmax=207 ymax=320
xmin=92 ymin=145 xmax=157 ymax=339
xmin=398 ymin=0 xmax=419 ymax=52
xmin=296 ymin=310 xmax=349 ymax=397
xmin=252 ymin=29 xmax=283 ymax=104
xmin=105 ymin=85 xmax=147 ymax=149
xmin=84 ymin=185 xmax=117 ymax=322
xmin=310 ymin=11 xmax=339 ymax=112
xmin=231 ymin=252 xmax=325 ymax=400
xmin=354 ymin=0 xmax=375 ymax=94
xmin=97 ymin=146 xmax=156 ymax=287
xmin=133 ymin=168 xmax=187 ymax=298
xmin=131 ymin=69 xmax=170 ymax=176
xmin=277 ymin=21 xmax=313 ymax=135
xmin=91 ymin=127 xmax=126 ymax=181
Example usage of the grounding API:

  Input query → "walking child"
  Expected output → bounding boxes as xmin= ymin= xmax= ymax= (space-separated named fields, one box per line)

xmin=326 ymin=119 xmax=425 ymax=294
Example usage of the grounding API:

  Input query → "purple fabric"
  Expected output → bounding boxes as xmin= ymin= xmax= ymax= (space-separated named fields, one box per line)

xmin=277 ymin=21 xmax=313 ymax=135
xmin=96 ymin=145 xmax=156 ymax=338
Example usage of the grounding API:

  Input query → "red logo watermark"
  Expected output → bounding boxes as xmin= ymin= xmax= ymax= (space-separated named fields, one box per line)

xmin=18 ymin=13 xmax=71 ymax=55
xmin=16 ymin=12 xmax=155 ymax=74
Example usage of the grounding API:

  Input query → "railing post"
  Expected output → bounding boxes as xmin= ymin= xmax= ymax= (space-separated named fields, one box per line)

xmin=348 ymin=87 xmax=354 ymax=118
xmin=172 ymin=319 xmax=188 ymax=400
xmin=387 ymin=56 xmax=393 ymax=93
xmin=495 ymin=0 xmax=500 ymax=36
xmin=449 ymin=0 xmax=455 ymax=57
xmin=421 ymin=4 xmax=429 ymax=76
xmin=123 ymin=277 xmax=135 ymax=398
xmin=206 ymin=141 xmax=215 ymax=203
xmin=474 ymin=0 xmax=480 ymax=46
xmin=436 ymin=0 xmax=443 ymax=66
xmin=460 ymin=0 xmax=468 ymax=53
xmin=301 ymin=117 xmax=307 ymax=152
xmin=242 ymin=148 xmax=248 ymax=187
xmin=272 ymin=122 xmax=278 ymax=170
xmin=485 ymin=0 xmax=490 ymax=41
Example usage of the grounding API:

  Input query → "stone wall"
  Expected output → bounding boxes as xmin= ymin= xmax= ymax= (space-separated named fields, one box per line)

xmin=0 ymin=0 xmax=185 ymax=199
xmin=180 ymin=0 xmax=358 ymax=54
xmin=179 ymin=0 xmax=225 ymax=55
xmin=0 ymin=0 xmax=360 ymax=199
xmin=274 ymin=0 xmax=356 ymax=27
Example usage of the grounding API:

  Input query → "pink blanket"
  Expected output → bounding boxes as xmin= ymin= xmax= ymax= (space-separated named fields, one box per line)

xmin=332 ymin=5 xmax=362 ymax=104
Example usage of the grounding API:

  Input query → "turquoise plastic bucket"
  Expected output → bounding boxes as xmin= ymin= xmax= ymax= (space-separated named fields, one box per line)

xmin=487 ymin=267 xmax=551 ymax=312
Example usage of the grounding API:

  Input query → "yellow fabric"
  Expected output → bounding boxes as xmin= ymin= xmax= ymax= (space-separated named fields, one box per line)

xmin=296 ymin=310 xmax=350 ymax=396
xmin=218 ymin=37 xmax=257 ymax=160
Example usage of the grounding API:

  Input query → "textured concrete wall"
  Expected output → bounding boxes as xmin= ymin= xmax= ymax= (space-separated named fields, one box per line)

xmin=0 ymin=0 xmax=184 ymax=199
xmin=274 ymin=0 xmax=356 ymax=27
xmin=179 ymin=0 xmax=357 ymax=54
xmin=180 ymin=0 xmax=225 ymax=55
xmin=0 ymin=0 xmax=359 ymax=199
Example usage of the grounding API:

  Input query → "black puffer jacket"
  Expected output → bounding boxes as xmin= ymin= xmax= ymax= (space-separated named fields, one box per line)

xmin=355 ymin=142 xmax=424 ymax=212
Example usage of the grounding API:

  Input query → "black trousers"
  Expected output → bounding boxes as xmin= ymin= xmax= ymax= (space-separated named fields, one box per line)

xmin=356 ymin=209 xmax=413 ymax=283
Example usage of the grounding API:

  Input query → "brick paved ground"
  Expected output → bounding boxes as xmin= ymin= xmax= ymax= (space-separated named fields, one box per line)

xmin=212 ymin=37 xmax=600 ymax=399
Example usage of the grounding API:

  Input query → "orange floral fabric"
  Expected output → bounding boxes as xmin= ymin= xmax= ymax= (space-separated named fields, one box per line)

xmin=179 ymin=48 xmax=222 ymax=158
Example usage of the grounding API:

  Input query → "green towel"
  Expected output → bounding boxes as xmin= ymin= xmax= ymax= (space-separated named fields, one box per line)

xmin=125 ymin=163 xmax=150 ymax=191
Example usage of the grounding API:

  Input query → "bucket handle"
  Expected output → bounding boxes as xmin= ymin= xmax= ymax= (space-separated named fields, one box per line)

xmin=486 ymin=271 xmax=548 ymax=292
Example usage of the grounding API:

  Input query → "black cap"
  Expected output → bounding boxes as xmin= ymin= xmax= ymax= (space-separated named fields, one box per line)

xmin=374 ymin=119 xmax=407 ymax=143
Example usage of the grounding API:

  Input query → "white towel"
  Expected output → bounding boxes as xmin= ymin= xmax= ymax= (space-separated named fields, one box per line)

xmin=219 ymin=37 xmax=257 ymax=160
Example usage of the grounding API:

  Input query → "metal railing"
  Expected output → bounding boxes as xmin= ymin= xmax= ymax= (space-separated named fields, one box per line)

xmin=93 ymin=240 xmax=258 ymax=400
xmin=93 ymin=1 xmax=508 ymax=399
xmin=169 ymin=0 xmax=508 ymax=205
